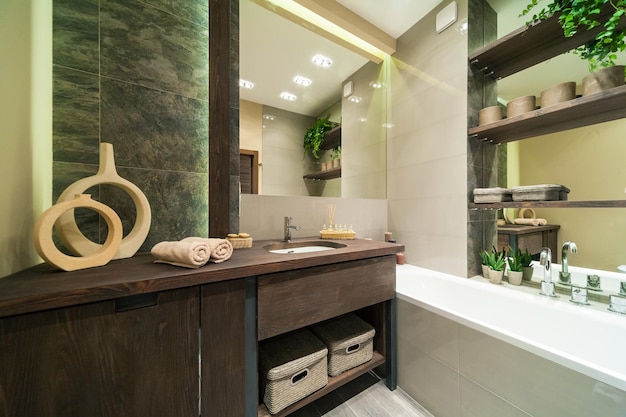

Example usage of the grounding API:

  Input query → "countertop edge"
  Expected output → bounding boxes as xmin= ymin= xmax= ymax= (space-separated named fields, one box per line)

xmin=0 ymin=238 xmax=403 ymax=318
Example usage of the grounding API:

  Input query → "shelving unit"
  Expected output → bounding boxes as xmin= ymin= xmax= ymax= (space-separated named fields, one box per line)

xmin=469 ymin=85 xmax=626 ymax=143
xmin=257 ymin=352 xmax=385 ymax=417
xmin=469 ymin=200 xmax=626 ymax=209
xmin=303 ymin=166 xmax=341 ymax=181
xmin=469 ymin=11 xmax=626 ymax=210
xmin=303 ymin=125 xmax=342 ymax=181
xmin=469 ymin=7 xmax=626 ymax=80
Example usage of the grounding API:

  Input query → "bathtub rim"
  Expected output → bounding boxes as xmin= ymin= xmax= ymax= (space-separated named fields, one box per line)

xmin=395 ymin=264 xmax=626 ymax=392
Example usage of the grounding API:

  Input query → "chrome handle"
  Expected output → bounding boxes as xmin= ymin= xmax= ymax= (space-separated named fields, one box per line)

xmin=570 ymin=286 xmax=589 ymax=305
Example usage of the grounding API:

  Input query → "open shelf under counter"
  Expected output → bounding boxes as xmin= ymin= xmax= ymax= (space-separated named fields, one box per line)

xmin=469 ymin=200 xmax=626 ymax=209
xmin=469 ymin=85 xmax=626 ymax=144
xmin=303 ymin=166 xmax=341 ymax=180
xmin=257 ymin=351 xmax=385 ymax=417
xmin=469 ymin=7 xmax=626 ymax=80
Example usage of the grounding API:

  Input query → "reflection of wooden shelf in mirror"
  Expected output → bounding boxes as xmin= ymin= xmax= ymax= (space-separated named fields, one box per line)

xmin=319 ymin=125 xmax=341 ymax=150
xmin=303 ymin=167 xmax=341 ymax=180
xmin=469 ymin=85 xmax=626 ymax=143
xmin=469 ymin=200 xmax=626 ymax=209
xmin=257 ymin=351 xmax=385 ymax=417
xmin=468 ymin=7 xmax=626 ymax=80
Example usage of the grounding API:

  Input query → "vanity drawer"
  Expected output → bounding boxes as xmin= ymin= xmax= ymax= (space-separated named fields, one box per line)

xmin=257 ymin=256 xmax=396 ymax=340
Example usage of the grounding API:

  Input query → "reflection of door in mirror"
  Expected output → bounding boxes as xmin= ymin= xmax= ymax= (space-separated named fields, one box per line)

xmin=240 ymin=149 xmax=259 ymax=194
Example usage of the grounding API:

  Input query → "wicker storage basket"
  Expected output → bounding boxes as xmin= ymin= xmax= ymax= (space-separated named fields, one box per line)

xmin=226 ymin=236 xmax=252 ymax=249
xmin=310 ymin=314 xmax=375 ymax=377
xmin=259 ymin=329 xmax=328 ymax=414
xmin=473 ymin=187 xmax=513 ymax=203
xmin=511 ymin=184 xmax=570 ymax=201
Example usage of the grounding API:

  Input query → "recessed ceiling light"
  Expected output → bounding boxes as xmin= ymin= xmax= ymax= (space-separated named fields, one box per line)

xmin=358 ymin=117 xmax=368 ymax=123
xmin=369 ymin=81 xmax=383 ymax=89
xmin=348 ymin=96 xmax=362 ymax=103
xmin=263 ymin=114 xmax=276 ymax=121
xmin=312 ymin=54 xmax=333 ymax=67
xmin=239 ymin=79 xmax=254 ymax=89
xmin=280 ymin=92 xmax=297 ymax=101
xmin=293 ymin=75 xmax=312 ymax=86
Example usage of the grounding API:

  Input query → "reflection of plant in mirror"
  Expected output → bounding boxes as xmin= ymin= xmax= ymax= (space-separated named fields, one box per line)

xmin=521 ymin=0 xmax=626 ymax=72
xmin=330 ymin=146 xmax=341 ymax=160
xmin=507 ymin=246 xmax=524 ymax=272
xmin=303 ymin=114 xmax=333 ymax=159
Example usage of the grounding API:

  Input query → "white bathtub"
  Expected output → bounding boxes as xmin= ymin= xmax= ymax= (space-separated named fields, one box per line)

xmin=396 ymin=264 xmax=626 ymax=391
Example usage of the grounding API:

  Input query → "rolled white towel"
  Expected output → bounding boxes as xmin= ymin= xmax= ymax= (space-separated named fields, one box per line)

xmin=151 ymin=240 xmax=211 ymax=268
xmin=182 ymin=237 xmax=233 ymax=263
xmin=513 ymin=218 xmax=547 ymax=226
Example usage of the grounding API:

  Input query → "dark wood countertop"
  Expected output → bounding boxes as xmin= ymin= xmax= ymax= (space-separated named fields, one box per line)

xmin=0 ymin=238 xmax=403 ymax=318
xmin=497 ymin=224 xmax=560 ymax=234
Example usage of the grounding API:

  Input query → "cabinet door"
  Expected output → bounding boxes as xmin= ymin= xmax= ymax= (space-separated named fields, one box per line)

xmin=0 ymin=287 xmax=199 ymax=417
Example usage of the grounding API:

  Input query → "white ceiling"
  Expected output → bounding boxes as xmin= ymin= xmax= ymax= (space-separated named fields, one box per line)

xmin=239 ymin=0 xmax=444 ymax=117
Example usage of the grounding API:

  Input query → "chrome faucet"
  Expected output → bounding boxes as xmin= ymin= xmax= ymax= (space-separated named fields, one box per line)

xmin=539 ymin=247 xmax=557 ymax=297
xmin=283 ymin=216 xmax=300 ymax=242
xmin=559 ymin=241 xmax=578 ymax=284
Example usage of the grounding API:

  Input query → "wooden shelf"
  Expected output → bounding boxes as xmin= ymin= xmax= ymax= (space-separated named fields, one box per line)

xmin=469 ymin=200 xmax=626 ymax=209
xmin=303 ymin=167 xmax=341 ymax=180
xmin=257 ymin=351 xmax=385 ymax=417
xmin=469 ymin=7 xmax=626 ymax=80
xmin=319 ymin=125 xmax=341 ymax=150
xmin=469 ymin=85 xmax=626 ymax=143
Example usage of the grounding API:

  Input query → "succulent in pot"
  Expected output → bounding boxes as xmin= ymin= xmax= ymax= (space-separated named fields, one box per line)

xmin=520 ymin=248 xmax=534 ymax=281
xmin=507 ymin=247 xmax=525 ymax=285
xmin=487 ymin=246 xmax=506 ymax=284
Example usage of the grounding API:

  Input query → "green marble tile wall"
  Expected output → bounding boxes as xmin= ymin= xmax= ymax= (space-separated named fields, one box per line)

xmin=467 ymin=0 xmax=498 ymax=276
xmin=52 ymin=0 xmax=209 ymax=251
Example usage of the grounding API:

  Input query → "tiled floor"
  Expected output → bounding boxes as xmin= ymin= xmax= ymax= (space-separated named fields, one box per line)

xmin=289 ymin=372 xmax=433 ymax=417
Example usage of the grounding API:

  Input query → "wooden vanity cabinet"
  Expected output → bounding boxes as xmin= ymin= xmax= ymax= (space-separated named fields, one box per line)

xmin=0 ymin=287 xmax=200 ymax=417
xmin=256 ymin=255 xmax=397 ymax=416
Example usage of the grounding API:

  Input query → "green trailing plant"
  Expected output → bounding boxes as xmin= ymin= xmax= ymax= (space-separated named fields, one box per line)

xmin=521 ymin=0 xmax=626 ymax=72
xmin=303 ymin=115 xmax=333 ymax=159
xmin=520 ymin=248 xmax=534 ymax=268
xmin=507 ymin=247 xmax=524 ymax=272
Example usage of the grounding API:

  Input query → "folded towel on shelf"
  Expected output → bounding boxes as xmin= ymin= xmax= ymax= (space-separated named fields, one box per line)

xmin=182 ymin=237 xmax=233 ymax=263
xmin=513 ymin=218 xmax=547 ymax=226
xmin=151 ymin=240 xmax=211 ymax=268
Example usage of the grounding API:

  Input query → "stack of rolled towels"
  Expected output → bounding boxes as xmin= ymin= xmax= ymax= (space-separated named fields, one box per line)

xmin=151 ymin=237 xmax=234 ymax=268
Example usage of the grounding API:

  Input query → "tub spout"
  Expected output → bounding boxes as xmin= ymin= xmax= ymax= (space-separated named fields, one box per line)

xmin=560 ymin=241 xmax=578 ymax=284
xmin=540 ymin=247 xmax=557 ymax=297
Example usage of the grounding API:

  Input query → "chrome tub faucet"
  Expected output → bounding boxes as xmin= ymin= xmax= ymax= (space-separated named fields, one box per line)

xmin=539 ymin=247 xmax=557 ymax=297
xmin=560 ymin=241 xmax=578 ymax=284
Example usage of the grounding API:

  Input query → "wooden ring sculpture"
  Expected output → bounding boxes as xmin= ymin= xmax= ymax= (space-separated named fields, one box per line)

xmin=33 ymin=194 xmax=123 ymax=271
xmin=55 ymin=143 xmax=151 ymax=259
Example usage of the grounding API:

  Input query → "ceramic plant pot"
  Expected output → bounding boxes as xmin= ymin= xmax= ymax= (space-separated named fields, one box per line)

xmin=506 ymin=95 xmax=536 ymax=118
xmin=481 ymin=264 xmax=490 ymax=278
xmin=522 ymin=266 xmax=534 ymax=281
xmin=488 ymin=269 xmax=504 ymax=285
xmin=507 ymin=270 xmax=523 ymax=286
xmin=582 ymin=65 xmax=625 ymax=96
xmin=478 ymin=106 xmax=503 ymax=126
xmin=540 ymin=82 xmax=576 ymax=108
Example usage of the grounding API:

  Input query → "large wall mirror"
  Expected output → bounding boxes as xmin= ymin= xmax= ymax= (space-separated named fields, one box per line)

xmin=239 ymin=0 xmax=389 ymax=199
xmin=488 ymin=0 xmax=626 ymax=272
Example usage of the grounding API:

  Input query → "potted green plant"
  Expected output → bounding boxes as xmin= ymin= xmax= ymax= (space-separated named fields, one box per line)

xmin=507 ymin=247 xmax=524 ymax=285
xmin=303 ymin=115 xmax=334 ymax=159
xmin=487 ymin=246 xmax=506 ymax=284
xmin=479 ymin=249 xmax=491 ymax=277
xmin=330 ymin=146 xmax=341 ymax=168
xmin=521 ymin=0 xmax=626 ymax=93
xmin=520 ymin=248 xmax=534 ymax=281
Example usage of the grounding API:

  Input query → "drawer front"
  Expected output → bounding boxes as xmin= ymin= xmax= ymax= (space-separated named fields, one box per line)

xmin=257 ymin=256 xmax=396 ymax=340
xmin=518 ymin=233 xmax=543 ymax=254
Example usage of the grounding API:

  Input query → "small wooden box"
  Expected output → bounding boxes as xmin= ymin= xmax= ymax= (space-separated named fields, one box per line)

xmin=259 ymin=328 xmax=328 ymax=414
xmin=310 ymin=314 xmax=375 ymax=377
